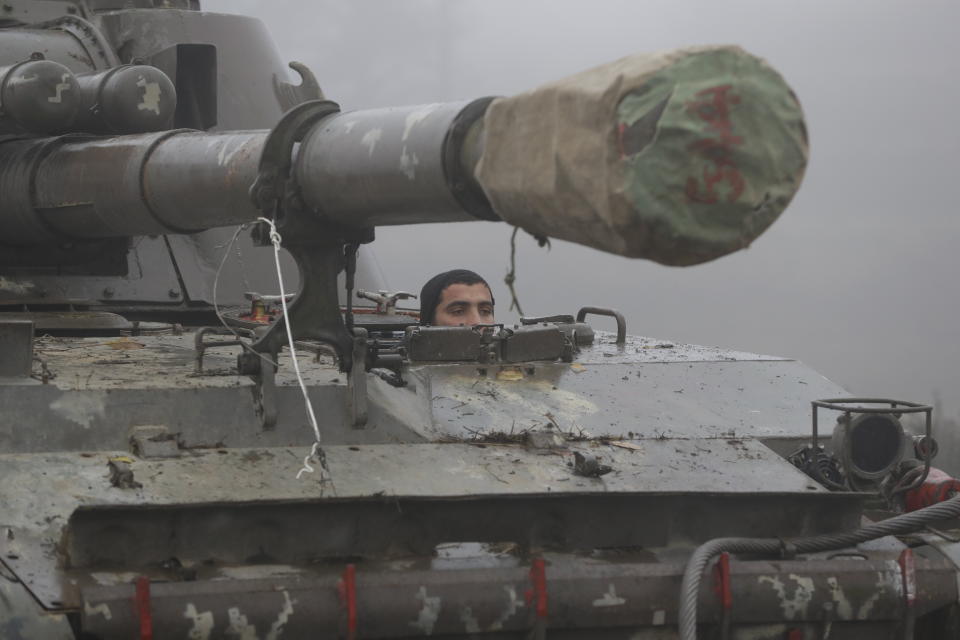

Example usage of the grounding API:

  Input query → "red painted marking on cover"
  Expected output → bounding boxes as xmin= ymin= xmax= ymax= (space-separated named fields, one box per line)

xmin=339 ymin=563 xmax=358 ymax=639
xmin=899 ymin=548 xmax=916 ymax=606
xmin=713 ymin=551 xmax=733 ymax=611
xmin=685 ymin=84 xmax=746 ymax=204
xmin=528 ymin=557 xmax=548 ymax=619
xmin=134 ymin=576 xmax=153 ymax=640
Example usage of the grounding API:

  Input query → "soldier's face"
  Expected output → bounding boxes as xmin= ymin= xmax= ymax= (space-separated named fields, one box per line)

xmin=434 ymin=283 xmax=495 ymax=326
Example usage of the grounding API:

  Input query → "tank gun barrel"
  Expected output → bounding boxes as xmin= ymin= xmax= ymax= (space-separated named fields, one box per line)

xmin=0 ymin=45 xmax=808 ymax=265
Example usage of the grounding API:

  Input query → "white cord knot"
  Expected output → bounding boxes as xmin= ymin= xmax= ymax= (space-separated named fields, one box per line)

xmin=297 ymin=441 xmax=329 ymax=480
xmin=257 ymin=216 xmax=284 ymax=247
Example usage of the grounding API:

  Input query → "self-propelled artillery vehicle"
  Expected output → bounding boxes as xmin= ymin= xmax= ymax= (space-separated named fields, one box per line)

xmin=2 ymin=2 xmax=960 ymax=639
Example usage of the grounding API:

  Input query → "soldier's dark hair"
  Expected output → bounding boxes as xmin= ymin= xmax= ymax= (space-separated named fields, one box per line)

xmin=419 ymin=269 xmax=494 ymax=325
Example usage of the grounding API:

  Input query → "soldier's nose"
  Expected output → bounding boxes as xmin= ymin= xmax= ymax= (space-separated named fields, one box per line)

xmin=465 ymin=310 xmax=482 ymax=326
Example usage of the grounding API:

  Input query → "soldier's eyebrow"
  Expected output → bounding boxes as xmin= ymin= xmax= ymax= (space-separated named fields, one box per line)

xmin=444 ymin=298 xmax=492 ymax=307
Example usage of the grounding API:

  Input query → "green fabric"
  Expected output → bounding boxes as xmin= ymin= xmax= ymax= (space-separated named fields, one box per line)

xmin=616 ymin=49 xmax=808 ymax=264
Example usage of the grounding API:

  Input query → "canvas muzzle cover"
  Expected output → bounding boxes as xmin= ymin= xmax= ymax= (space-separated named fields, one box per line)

xmin=475 ymin=45 xmax=809 ymax=265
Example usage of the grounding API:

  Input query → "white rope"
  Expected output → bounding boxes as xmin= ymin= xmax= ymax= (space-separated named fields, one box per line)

xmin=213 ymin=220 xmax=327 ymax=481
xmin=254 ymin=217 xmax=326 ymax=481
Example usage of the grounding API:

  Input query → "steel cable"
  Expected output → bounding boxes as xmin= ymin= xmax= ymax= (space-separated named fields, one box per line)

xmin=678 ymin=494 xmax=960 ymax=640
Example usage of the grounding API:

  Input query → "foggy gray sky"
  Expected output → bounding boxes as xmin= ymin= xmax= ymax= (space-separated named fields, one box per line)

xmin=205 ymin=0 xmax=960 ymax=418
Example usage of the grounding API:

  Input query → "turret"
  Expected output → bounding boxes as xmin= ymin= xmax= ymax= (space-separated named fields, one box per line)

xmin=0 ymin=22 xmax=811 ymax=425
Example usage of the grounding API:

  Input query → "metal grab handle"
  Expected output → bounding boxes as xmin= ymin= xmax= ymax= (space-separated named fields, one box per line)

xmin=576 ymin=307 xmax=626 ymax=345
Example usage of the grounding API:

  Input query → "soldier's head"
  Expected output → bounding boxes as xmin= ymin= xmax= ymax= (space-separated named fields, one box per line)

xmin=419 ymin=269 xmax=495 ymax=326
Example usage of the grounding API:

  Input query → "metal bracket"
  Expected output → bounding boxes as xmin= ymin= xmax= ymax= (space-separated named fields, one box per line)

xmin=249 ymin=99 xmax=340 ymax=223
xmin=244 ymin=99 xmax=374 ymax=430
xmin=0 ymin=319 xmax=33 ymax=377
xmin=251 ymin=356 xmax=277 ymax=429
xmin=244 ymin=242 xmax=360 ymax=371
xmin=273 ymin=61 xmax=325 ymax=112
xmin=348 ymin=328 xmax=368 ymax=428
xmin=194 ymin=326 xmax=252 ymax=373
